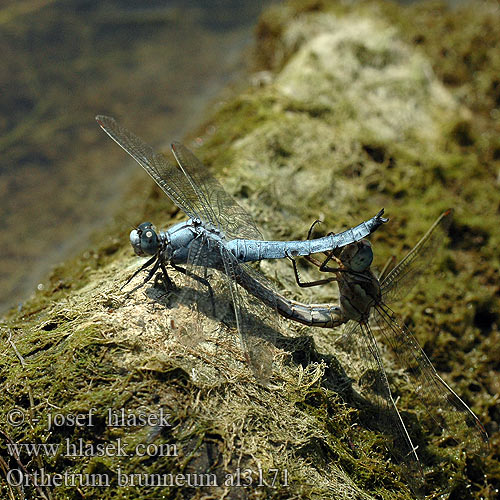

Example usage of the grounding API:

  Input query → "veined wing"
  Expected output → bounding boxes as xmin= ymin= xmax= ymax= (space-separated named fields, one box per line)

xmin=335 ymin=320 xmax=423 ymax=477
xmin=171 ymin=142 xmax=262 ymax=241
xmin=172 ymin=235 xmax=276 ymax=382
xmin=171 ymin=237 xmax=215 ymax=351
xmin=380 ymin=209 xmax=453 ymax=304
xmin=219 ymin=250 xmax=277 ymax=383
xmin=372 ymin=303 xmax=489 ymax=454
xmin=96 ymin=115 xmax=203 ymax=221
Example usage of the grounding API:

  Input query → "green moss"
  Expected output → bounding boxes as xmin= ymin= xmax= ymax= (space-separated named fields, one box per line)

xmin=2 ymin=0 xmax=499 ymax=498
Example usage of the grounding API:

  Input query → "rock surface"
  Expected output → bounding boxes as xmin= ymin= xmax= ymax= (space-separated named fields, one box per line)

xmin=1 ymin=1 xmax=499 ymax=499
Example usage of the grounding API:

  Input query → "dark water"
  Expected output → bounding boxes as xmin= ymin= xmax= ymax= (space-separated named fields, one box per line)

xmin=0 ymin=0 xmax=276 ymax=314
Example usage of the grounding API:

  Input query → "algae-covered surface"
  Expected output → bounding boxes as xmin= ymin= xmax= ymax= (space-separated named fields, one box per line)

xmin=1 ymin=0 xmax=499 ymax=498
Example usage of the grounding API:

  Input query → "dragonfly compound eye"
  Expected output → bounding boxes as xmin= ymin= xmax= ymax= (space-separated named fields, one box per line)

xmin=130 ymin=222 xmax=159 ymax=256
xmin=351 ymin=241 xmax=373 ymax=272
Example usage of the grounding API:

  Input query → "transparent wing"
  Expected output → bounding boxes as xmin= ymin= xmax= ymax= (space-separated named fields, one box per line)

xmin=335 ymin=319 xmax=359 ymax=351
xmin=236 ymin=262 xmax=285 ymax=380
xmin=170 ymin=239 xmax=277 ymax=383
xmin=219 ymin=251 xmax=278 ymax=383
xmin=157 ymin=236 xmax=222 ymax=372
xmin=171 ymin=142 xmax=262 ymax=241
xmin=380 ymin=210 xmax=453 ymax=304
xmin=166 ymin=237 xmax=255 ymax=378
xmin=96 ymin=115 xmax=206 ymax=221
xmin=372 ymin=303 xmax=489 ymax=455
xmin=335 ymin=320 xmax=423 ymax=478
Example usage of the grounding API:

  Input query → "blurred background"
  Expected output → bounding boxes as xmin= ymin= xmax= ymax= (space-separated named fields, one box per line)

xmin=0 ymin=0 xmax=476 ymax=314
xmin=0 ymin=0 xmax=279 ymax=314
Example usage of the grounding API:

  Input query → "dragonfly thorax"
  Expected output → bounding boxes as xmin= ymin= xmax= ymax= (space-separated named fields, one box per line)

xmin=338 ymin=270 xmax=380 ymax=322
xmin=193 ymin=218 xmax=222 ymax=237
xmin=338 ymin=241 xmax=380 ymax=322
xmin=130 ymin=222 xmax=160 ymax=256
xmin=158 ymin=219 xmax=225 ymax=265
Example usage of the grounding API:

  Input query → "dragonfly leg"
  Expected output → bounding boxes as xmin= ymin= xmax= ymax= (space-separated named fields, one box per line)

xmin=121 ymin=254 xmax=157 ymax=291
xmin=303 ymin=255 xmax=324 ymax=267
xmin=306 ymin=219 xmax=322 ymax=240
xmin=126 ymin=257 xmax=162 ymax=296
xmin=157 ymin=260 xmax=176 ymax=292
xmin=318 ymin=245 xmax=343 ymax=273
xmin=294 ymin=245 xmax=343 ymax=275
xmin=171 ymin=263 xmax=216 ymax=315
xmin=305 ymin=220 xmax=347 ymax=269
xmin=306 ymin=222 xmax=343 ymax=260
xmin=286 ymin=251 xmax=338 ymax=288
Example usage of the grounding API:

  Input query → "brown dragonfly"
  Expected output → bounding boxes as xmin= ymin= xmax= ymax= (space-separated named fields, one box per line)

xmin=287 ymin=209 xmax=489 ymax=475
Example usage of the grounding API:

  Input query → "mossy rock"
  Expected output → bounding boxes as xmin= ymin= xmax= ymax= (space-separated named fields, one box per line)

xmin=1 ymin=1 xmax=499 ymax=499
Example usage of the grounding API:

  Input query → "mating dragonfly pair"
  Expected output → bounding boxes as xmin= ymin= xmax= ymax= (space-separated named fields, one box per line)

xmin=97 ymin=116 xmax=488 ymax=476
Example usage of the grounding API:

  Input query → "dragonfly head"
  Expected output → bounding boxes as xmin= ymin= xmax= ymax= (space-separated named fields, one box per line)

xmin=340 ymin=240 xmax=373 ymax=272
xmin=130 ymin=222 xmax=160 ymax=256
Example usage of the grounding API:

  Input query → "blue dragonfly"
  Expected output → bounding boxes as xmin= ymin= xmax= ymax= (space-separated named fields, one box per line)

xmin=96 ymin=115 xmax=387 ymax=376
